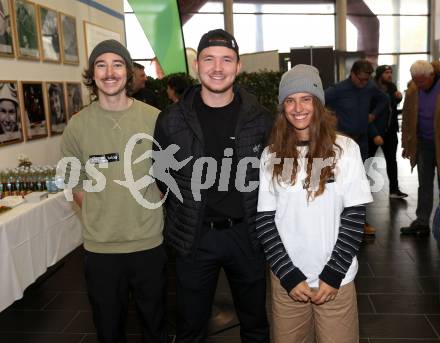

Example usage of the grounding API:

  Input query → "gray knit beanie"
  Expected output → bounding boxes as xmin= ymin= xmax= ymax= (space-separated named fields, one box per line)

xmin=278 ymin=64 xmax=325 ymax=105
xmin=88 ymin=39 xmax=132 ymax=69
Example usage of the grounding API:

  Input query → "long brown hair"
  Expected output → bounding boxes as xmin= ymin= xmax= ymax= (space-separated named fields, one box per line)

xmin=268 ymin=96 xmax=341 ymax=200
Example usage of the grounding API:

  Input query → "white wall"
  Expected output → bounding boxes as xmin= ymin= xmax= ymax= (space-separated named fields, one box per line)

xmin=0 ymin=0 xmax=125 ymax=169
xmin=239 ymin=50 xmax=280 ymax=73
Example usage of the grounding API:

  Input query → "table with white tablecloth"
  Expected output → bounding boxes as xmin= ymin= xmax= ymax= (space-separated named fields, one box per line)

xmin=0 ymin=192 xmax=83 ymax=312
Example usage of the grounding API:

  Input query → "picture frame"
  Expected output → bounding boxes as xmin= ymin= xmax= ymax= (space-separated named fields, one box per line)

xmin=38 ymin=5 xmax=61 ymax=63
xmin=60 ymin=12 xmax=79 ymax=65
xmin=14 ymin=0 xmax=40 ymax=60
xmin=0 ymin=0 xmax=15 ymax=57
xmin=21 ymin=81 xmax=47 ymax=140
xmin=0 ymin=81 xmax=23 ymax=146
xmin=83 ymin=21 xmax=120 ymax=60
xmin=45 ymin=82 xmax=66 ymax=135
xmin=65 ymin=82 xmax=83 ymax=118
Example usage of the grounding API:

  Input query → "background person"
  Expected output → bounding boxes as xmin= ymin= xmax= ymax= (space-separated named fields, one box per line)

xmin=166 ymin=75 xmax=189 ymax=103
xmin=400 ymin=60 xmax=440 ymax=235
xmin=257 ymin=64 xmax=372 ymax=342
xmin=325 ymin=59 xmax=388 ymax=236
xmin=132 ymin=61 xmax=159 ymax=108
xmin=369 ymin=65 xmax=407 ymax=199
xmin=325 ymin=59 xmax=388 ymax=161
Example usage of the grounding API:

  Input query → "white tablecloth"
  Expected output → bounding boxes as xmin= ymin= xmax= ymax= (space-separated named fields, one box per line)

xmin=0 ymin=192 xmax=83 ymax=312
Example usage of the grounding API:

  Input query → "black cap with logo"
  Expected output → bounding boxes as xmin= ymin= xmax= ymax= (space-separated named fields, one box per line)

xmin=197 ymin=29 xmax=239 ymax=60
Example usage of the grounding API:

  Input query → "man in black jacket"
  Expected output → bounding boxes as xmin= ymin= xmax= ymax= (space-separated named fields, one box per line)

xmin=154 ymin=29 xmax=271 ymax=343
xmin=132 ymin=62 xmax=159 ymax=108
xmin=370 ymin=65 xmax=407 ymax=199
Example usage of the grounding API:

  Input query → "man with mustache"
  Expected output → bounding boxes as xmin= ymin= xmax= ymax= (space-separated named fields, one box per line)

xmin=154 ymin=29 xmax=272 ymax=343
xmin=60 ymin=40 xmax=167 ymax=342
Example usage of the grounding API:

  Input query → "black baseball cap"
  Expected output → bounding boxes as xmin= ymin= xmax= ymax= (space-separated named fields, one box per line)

xmin=375 ymin=65 xmax=392 ymax=80
xmin=197 ymin=29 xmax=239 ymax=59
xmin=133 ymin=62 xmax=145 ymax=69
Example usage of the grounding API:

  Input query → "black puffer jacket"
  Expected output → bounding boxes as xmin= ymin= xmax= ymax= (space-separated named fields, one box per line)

xmin=154 ymin=85 xmax=273 ymax=256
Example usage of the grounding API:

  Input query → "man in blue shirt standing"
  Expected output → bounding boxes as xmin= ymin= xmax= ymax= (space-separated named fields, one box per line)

xmin=325 ymin=59 xmax=388 ymax=235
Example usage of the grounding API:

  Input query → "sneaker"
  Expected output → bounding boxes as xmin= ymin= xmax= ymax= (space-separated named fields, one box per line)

xmin=389 ymin=190 xmax=408 ymax=199
xmin=364 ymin=223 xmax=376 ymax=236
xmin=400 ymin=223 xmax=430 ymax=235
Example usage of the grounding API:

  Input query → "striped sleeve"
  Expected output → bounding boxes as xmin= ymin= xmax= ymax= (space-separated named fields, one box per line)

xmin=319 ymin=204 xmax=366 ymax=289
xmin=256 ymin=211 xmax=306 ymax=293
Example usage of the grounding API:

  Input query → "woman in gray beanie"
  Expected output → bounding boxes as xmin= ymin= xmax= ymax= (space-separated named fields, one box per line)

xmin=256 ymin=64 xmax=372 ymax=342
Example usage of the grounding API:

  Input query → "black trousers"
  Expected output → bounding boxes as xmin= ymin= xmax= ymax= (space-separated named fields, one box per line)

xmin=369 ymin=129 xmax=400 ymax=192
xmin=84 ymin=245 xmax=167 ymax=343
xmin=415 ymin=139 xmax=440 ymax=226
xmin=175 ymin=222 xmax=270 ymax=343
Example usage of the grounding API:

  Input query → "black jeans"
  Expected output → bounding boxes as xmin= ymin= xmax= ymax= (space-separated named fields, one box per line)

xmin=84 ymin=245 xmax=167 ymax=343
xmin=175 ymin=222 xmax=270 ymax=343
xmin=368 ymin=129 xmax=400 ymax=192
xmin=414 ymin=139 xmax=440 ymax=226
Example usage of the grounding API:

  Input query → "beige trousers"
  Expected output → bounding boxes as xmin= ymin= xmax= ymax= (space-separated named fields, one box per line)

xmin=270 ymin=272 xmax=359 ymax=343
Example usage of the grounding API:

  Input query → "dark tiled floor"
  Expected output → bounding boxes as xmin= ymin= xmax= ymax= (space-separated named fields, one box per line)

xmin=1 ymin=142 xmax=440 ymax=342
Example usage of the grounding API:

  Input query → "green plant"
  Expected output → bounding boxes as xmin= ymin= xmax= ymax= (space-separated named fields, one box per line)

xmin=147 ymin=70 xmax=281 ymax=115
xmin=236 ymin=70 xmax=282 ymax=116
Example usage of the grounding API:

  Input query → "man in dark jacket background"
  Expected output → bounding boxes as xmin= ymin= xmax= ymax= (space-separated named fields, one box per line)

xmin=325 ymin=59 xmax=388 ymax=161
xmin=154 ymin=29 xmax=271 ymax=343
xmin=325 ymin=59 xmax=388 ymax=236
xmin=132 ymin=62 xmax=159 ymax=108
xmin=369 ymin=65 xmax=407 ymax=199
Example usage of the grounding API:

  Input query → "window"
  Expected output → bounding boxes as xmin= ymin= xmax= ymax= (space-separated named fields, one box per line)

xmin=123 ymin=0 xmax=158 ymax=77
xmin=362 ymin=0 xmax=428 ymax=15
xmin=181 ymin=1 xmax=335 ymax=53
xmin=124 ymin=0 xmax=430 ymax=87
xmin=347 ymin=15 xmax=428 ymax=54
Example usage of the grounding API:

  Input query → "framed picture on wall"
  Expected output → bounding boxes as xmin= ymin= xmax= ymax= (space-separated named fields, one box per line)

xmin=14 ymin=0 xmax=40 ymax=60
xmin=0 ymin=0 xmax=15 ymax=57
xmin=38 ymin=5 xmax=61 ymax=62
xmin=65 ymin=82 xmax=83 ymax=118
xmin=21 ymin=81 xmax=47 ymax=140
xmin=60 ymin=13 xmax=79 ymax=65
xmin=45 ymin=82 xmax=66 ymax=134
xmin=83 ymin=21 xmax=120 ymax=60
xmin=0 ymin=81 xmax=23 ymax=145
